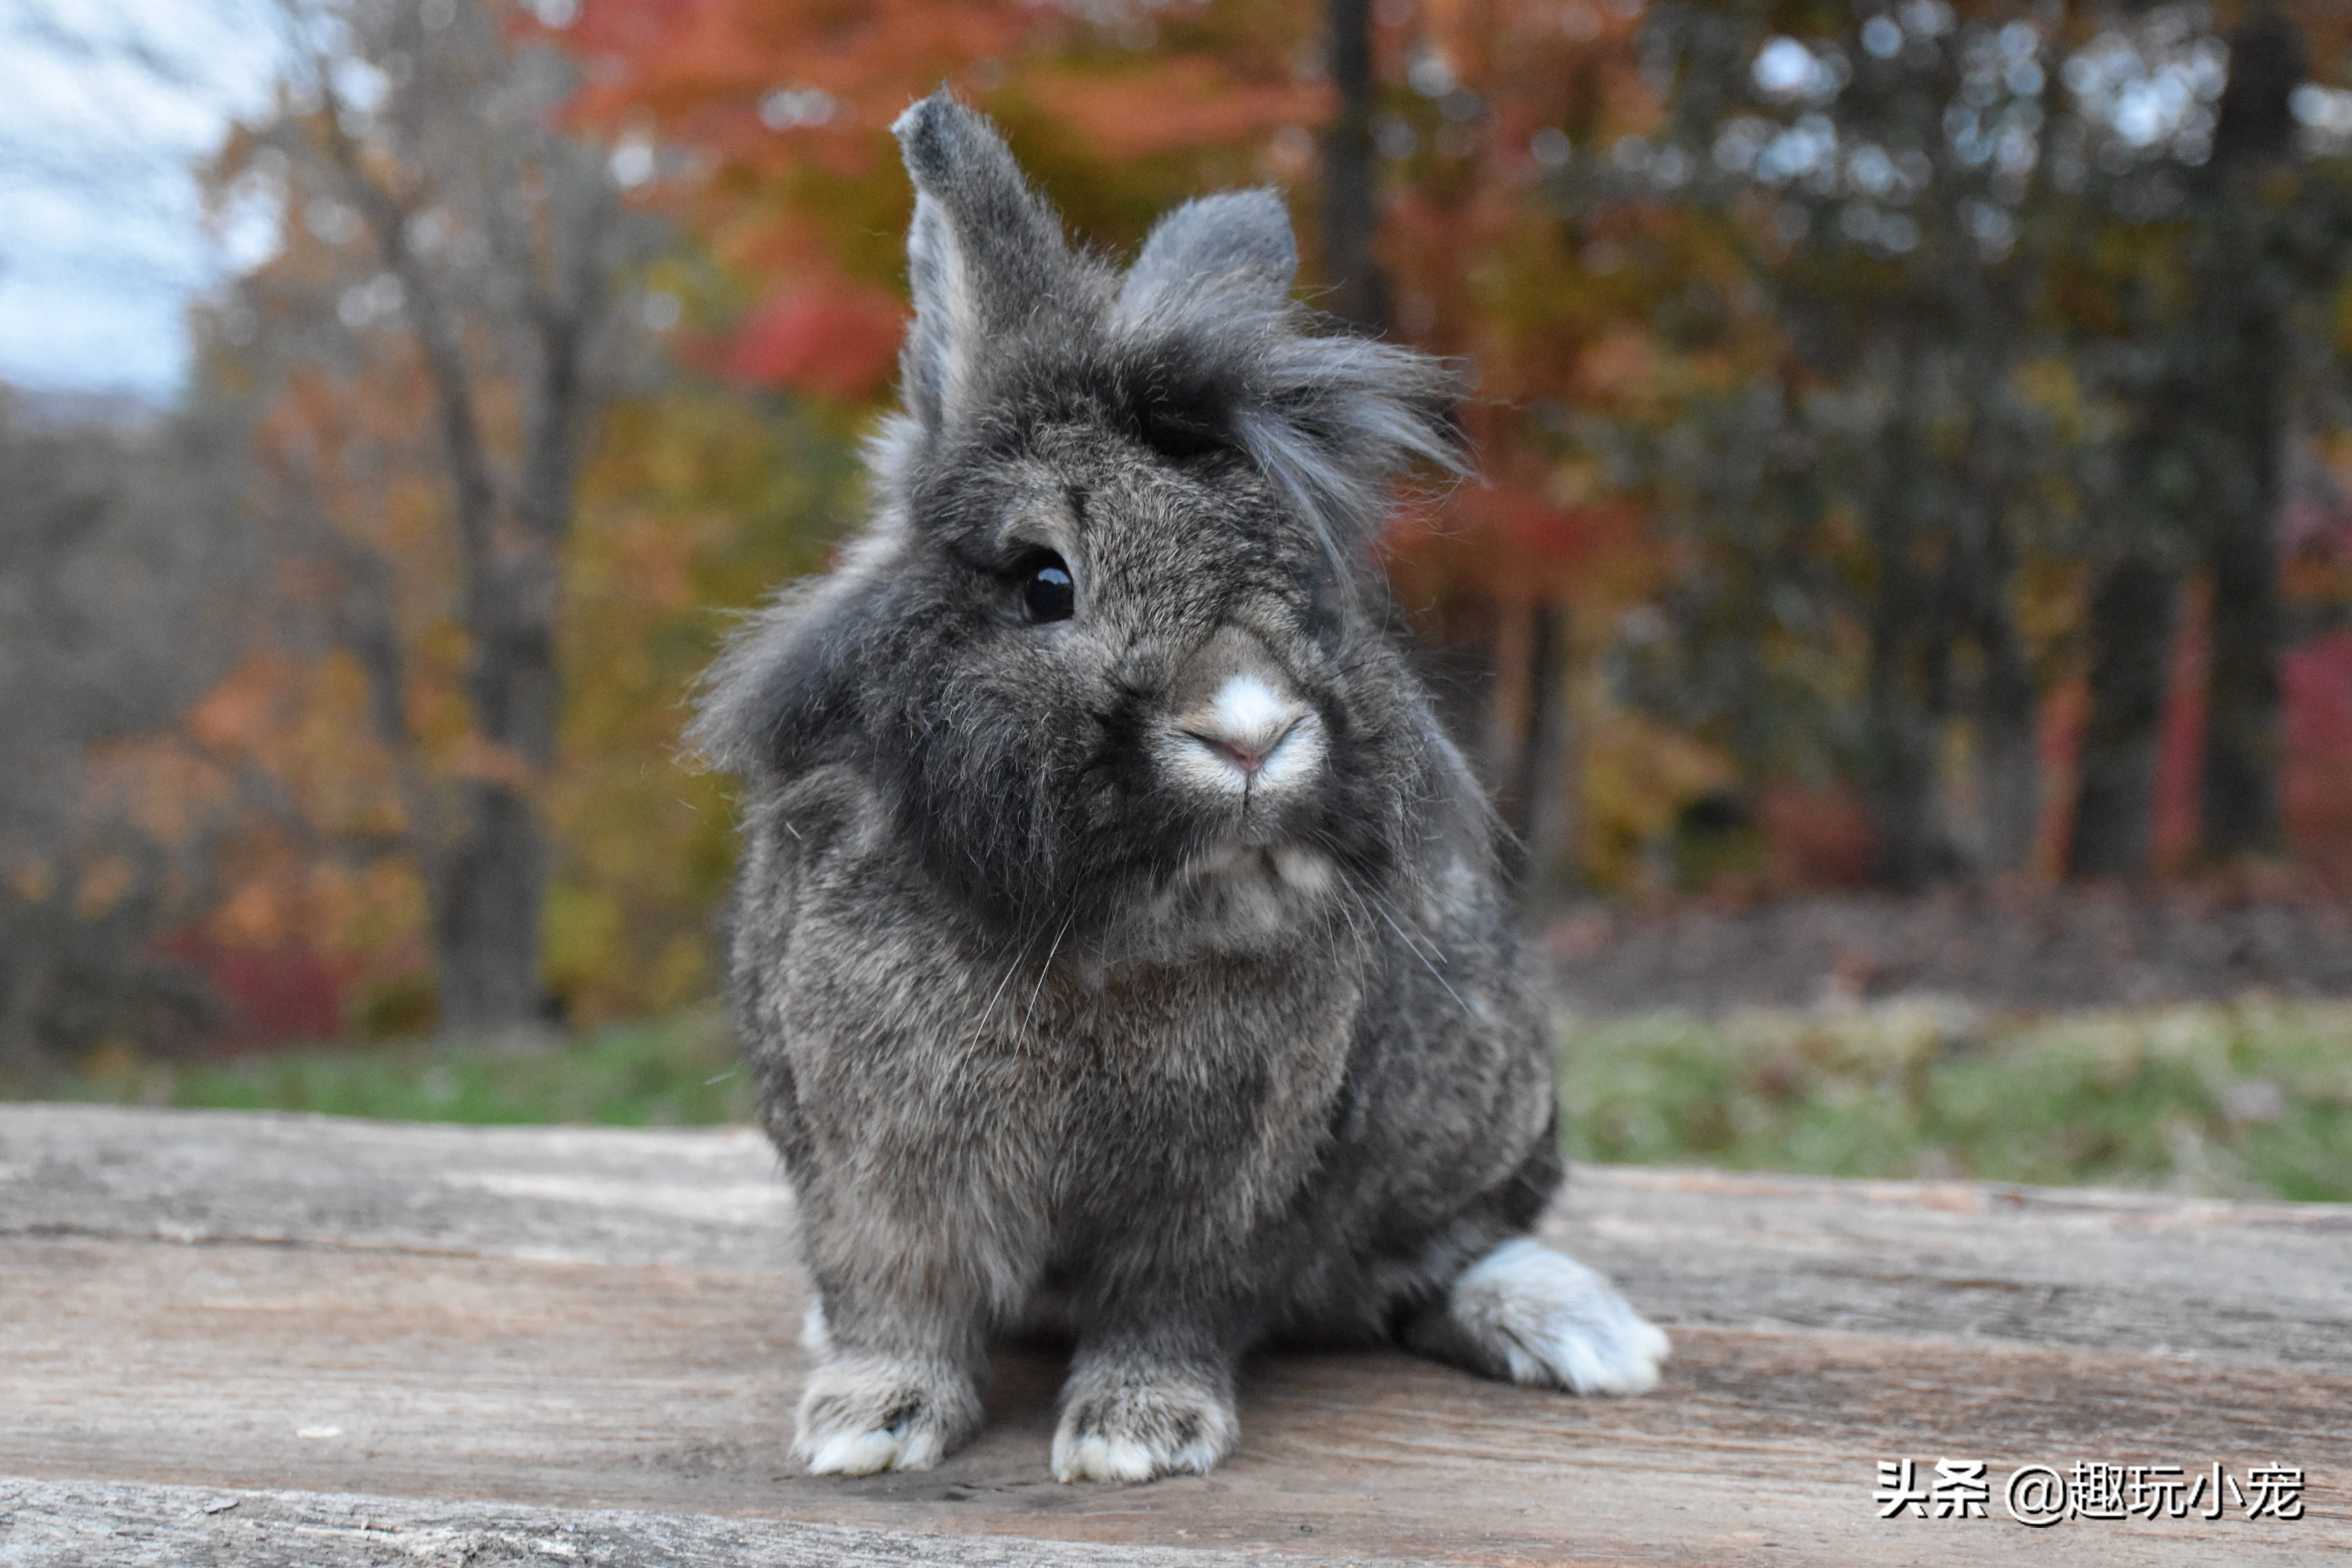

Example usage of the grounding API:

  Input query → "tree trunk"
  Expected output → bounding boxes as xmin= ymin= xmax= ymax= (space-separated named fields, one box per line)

xmin=1511 ymin=601 xmax=1576 ymax=904
xmin=314 ymin=93 xmax=553 ymax=1039
xmin=0 ymin=948 xmax=61 ymax=1090
xmin=1862 ymin=336 xmax=1940 ymax=891
xmin=1413 ymin=590 xmax=1502 ymax=786
xmin=436 ymin=310 xmax=588 ymax=1039
xmin=434 ymin=780 xmax=550 ymax=1035
xmin=2067 ymin=556 xmax=2178 ymax=878
xmin=2193 ymin=5 xmax=2304 ymax=858
xmin=436 ymin=552 xmax=562 ymax=1039
xmin=1975 ymin=605 xmax=2041 ymax=877
xmin=2199 ymin=406 xmax=2284 ymax=858
xmin=1958 ymin=458 xmax=2040 ymax=878
xmin=1866 ymin=667 xmax=1940 ymax=890
xmin=1324 ymin=0 xmax=1390 ymax=335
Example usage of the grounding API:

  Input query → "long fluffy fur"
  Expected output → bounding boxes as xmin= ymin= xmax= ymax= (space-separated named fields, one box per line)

xmin=696 ymin=91 xmax=1661 ymax=1485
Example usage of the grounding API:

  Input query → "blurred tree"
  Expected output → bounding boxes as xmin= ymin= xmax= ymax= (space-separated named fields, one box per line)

xmin=208 ymin=0 xmax=663 ymax=1036
xmin=565 ymin=0 xmax=1323 ymax=368
xmin=2056 ymin=7 xmax=2220 ymax=879
xmin=1324 ymin=0 xmax=1391 ymax=332
xmin=2193 ymin=5 xmax=2299 ymax=856
xmin=2061 ymin=0 xmax=2352 ymax=874
xmin=2178 ymin=2 xmax=2335 ymax=860
xmin=543 ymin=385 xmax=861 ymax=1024
xmin=1637 ymin=0 xmax=2352 ymax=887
xmin=1637 ymin=0 xmax=2075 ymax=888
xmin=0 ymin=390 xmax=252 ymax=1078
xmin=1358 ymin=0 xmax=1666 ymax=899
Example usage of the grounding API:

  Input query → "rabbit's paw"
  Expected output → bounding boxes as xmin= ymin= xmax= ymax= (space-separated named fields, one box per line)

xmin=1051 ymin=1362 xmax=1239 ymax=1484
xmin=1413 ymin=1238 xmax=1671 ymax=1396
xmin=794 ymin=1354 xmax=982 ymax=1476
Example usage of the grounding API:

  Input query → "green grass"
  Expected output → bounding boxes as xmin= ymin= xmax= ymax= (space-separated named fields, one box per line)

xmin=49 ymin=1009 xmax=754 ymax=1128
xmin=1558 ymin=997 xmax=2352 ymax=1201
xmin=19 ymin=997 xmax=2351 ymax=1202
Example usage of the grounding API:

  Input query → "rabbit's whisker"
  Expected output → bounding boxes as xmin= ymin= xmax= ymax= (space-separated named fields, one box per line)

xmin=1023 ymin=897 xmax=1081 ymax=1036
xmin=1368 ymin=896 xmax=1470 ymax=1017
xmin=980 ymin=900 xmax=1062 ymax=1035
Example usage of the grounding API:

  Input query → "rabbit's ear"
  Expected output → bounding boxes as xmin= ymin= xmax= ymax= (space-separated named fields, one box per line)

xmin=690 ymin=575 xmax=881 ymax=778
xmin=892 ymin=91 xmax=1072 ymax=434
xmin=1115 ymin=189 xmax=1298 ymax=323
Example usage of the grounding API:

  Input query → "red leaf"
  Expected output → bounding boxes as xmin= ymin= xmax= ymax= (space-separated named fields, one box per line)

xmin=727 ymin=285 xmax=905 ymax=401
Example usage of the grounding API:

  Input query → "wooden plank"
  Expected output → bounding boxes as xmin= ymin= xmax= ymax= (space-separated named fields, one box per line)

xmin=0 ymin=1477 xmax=1422 ymax=1567
xmin=3 ymin=1105 xmax=2346 ymax=1566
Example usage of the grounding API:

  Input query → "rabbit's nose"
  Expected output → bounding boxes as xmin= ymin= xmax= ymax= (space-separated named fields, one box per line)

xmin=1181 ymin=672 xmax=1308 ymax=779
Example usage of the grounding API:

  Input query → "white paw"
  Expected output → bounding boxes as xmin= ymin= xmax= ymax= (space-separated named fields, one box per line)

xmin=802 ymin=1423 xmax=932 ymax=1476
xmin=793 ymin=1354 xmax=980 ymax=1476
xmin=1053 ymin=1430 xmax=1190 ymax=1484
xmin=1051 ymin=1366 xmax=1238 ymax=1484
xmin=1434 ymin=1238 xmax=1671 ymax=1396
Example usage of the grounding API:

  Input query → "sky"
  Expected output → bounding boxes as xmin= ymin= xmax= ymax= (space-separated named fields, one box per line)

xmin=0 ymin=0 xmax=283 ymax=403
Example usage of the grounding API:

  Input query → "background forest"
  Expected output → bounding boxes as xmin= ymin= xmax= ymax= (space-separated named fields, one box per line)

xmin=6 ymin=0 xmax=2352 ymax=1194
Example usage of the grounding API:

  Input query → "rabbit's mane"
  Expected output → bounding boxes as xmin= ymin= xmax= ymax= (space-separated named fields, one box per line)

xmin=863 ymin=257 xmax=1464 ymax=571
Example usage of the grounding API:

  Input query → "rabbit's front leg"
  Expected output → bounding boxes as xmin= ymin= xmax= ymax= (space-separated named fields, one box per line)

xmin=1050 ymin=1321 xmax=1241 ymax=1484
xmin=793 ymin=1281 xmax=989 ymax=1476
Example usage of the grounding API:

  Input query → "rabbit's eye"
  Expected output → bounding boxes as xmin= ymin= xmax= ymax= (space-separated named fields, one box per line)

xmin=1019 ymin=555 xmax=1075 ymax=624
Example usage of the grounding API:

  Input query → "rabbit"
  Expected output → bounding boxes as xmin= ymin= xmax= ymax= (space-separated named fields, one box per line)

xmin=692 ymin=89 xmax=1669 ymax=1485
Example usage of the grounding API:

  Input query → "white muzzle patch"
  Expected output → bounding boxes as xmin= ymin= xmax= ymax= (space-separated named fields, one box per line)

xmin=1169 ymin=672 xmax=1323 ymax=794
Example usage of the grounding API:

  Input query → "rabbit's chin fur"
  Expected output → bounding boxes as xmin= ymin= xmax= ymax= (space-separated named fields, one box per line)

xmin=700 ymin=92 xmax=1667 ymax=1484
xmin=1088 ymin=838 xmax=1344 ymax=971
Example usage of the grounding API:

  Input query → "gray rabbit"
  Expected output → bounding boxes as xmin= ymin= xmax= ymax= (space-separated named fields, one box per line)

xmin=694 ymin=90 xmax=1668 ymax=1484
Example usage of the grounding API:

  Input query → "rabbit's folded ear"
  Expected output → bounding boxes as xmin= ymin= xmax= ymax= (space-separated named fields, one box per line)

xmin=892 ymin=91 xmax=1074 ymax=435
xmin=689 ymin=576 xmax=881 ymax=779
xmin=1114 ymin=189 xmax=1297 ymax=324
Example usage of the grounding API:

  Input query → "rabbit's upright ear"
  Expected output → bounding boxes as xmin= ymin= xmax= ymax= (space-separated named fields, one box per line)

xmin=892 ymin=91 xmax=1073 ymax=436
xmin=1114 ymin=189 xmax=1298 ymax=324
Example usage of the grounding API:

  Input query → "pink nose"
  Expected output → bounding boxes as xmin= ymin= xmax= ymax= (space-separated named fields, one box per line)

xmin=1200 ymin=736 xmax=1271 ymax=775
xmin=1174 ymin=667 xmax=1313 ymax=785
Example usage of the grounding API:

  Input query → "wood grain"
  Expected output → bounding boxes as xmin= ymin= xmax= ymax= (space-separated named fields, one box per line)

xmin=3 ymin=1105 xmax=2345 ymax=1566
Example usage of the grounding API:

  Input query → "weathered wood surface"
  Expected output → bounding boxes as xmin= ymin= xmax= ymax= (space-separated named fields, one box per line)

xmin=0 ymin=1477 xmax=1407 ymax=1568
xmin=3 ymin=1104 xmax=2345 ymax=1567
